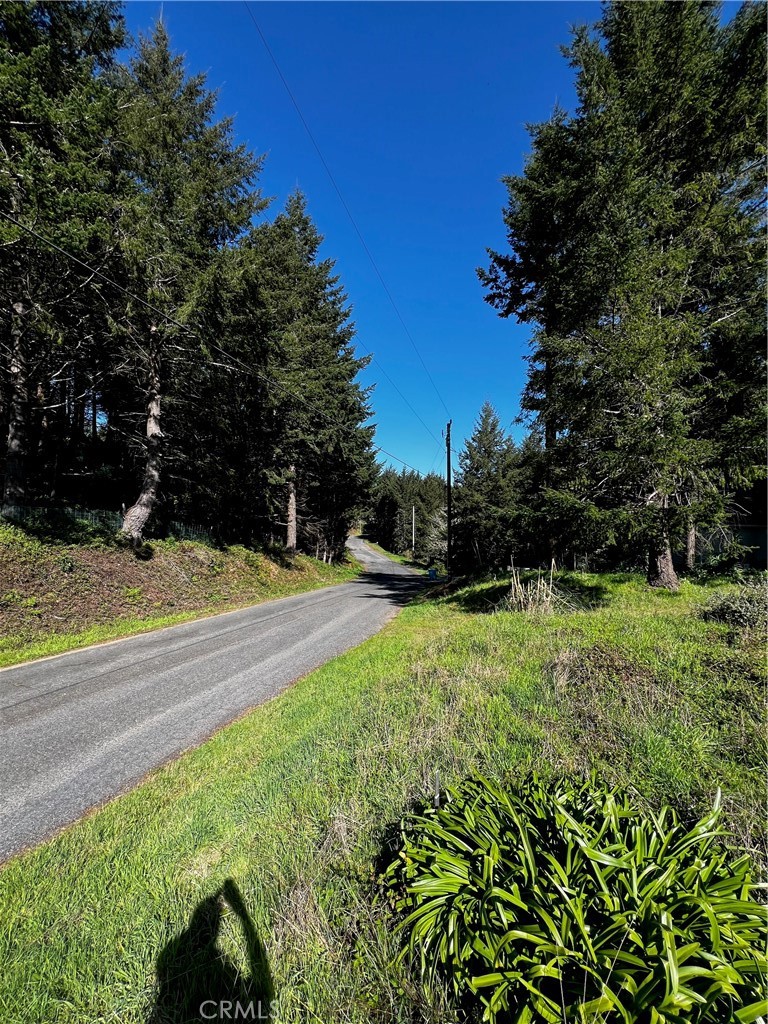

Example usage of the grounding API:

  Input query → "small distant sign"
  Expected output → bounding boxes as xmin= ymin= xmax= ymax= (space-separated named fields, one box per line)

xmin=428 ymin=567 xmax=438 ymax=581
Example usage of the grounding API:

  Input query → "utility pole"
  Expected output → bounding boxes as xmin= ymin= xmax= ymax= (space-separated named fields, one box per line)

xmin=445 ymin=420 xmax=452 ymax=575
xmin=411 ymin=504 xmax=415 ymax=554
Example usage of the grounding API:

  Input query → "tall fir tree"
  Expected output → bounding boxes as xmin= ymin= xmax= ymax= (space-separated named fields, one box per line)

xmin=114 ymin=21 xmax=264 ymax=541
xmin=453 ymin=402 xmax=518 ymax=573
xmin=261 ymin=192 xmax=374 ymax=559
xmin=175 ymin=191 xmax=374 ymax=556
xmin=0 ymin=1 xmax=125 ymax=504
xmin=480 ymin=0 xmax=766 ymax=587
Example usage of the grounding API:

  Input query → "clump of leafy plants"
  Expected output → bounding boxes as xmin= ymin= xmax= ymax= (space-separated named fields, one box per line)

xmin=700 ymin=578 xmax=767 ymax=634
xmin=384 ymin=775 xmax=767 ymax=1023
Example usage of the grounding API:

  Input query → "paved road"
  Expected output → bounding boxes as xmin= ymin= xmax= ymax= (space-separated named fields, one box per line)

xmin=0 ymin=538 xmax=420 ymax=861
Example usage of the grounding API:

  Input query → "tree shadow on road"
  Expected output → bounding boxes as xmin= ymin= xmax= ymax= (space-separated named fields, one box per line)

xmin=149 ymin=879 xmax=272 ymax=1023
xmin=348 ymin=570 xmax=425 ymax=606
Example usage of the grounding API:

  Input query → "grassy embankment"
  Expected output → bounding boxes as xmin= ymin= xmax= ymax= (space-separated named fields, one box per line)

xmin=0 ymin=520 xmax=360 ymax=668
xmin=0 ymin=569 xmax=764 ymax=1022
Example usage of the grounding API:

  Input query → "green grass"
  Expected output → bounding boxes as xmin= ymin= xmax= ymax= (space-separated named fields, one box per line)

xmin=0 ymin=522 xmax=361 ymax=668
xmin=0 ymin=572 xmax=764 ymax=1023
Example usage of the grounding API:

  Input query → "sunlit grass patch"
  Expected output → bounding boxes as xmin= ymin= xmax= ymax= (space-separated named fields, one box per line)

xmin=0 ymin=571 xmax=763 ymax=1022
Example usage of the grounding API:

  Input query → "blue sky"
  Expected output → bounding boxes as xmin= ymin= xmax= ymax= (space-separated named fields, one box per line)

xmin=123 ymin=1 xmax=601 ymax=474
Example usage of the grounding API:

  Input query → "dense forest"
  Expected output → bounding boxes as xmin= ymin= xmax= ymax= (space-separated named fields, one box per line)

xmin=0 ymin=2 xmax=375 ymax=558
xmin=2 ymin=2 xmax=765 ymax=586
xmin=367 ymin=2 xmax=766 ymax=590
xmin=367 ymin=467 xmax=446 ymax=565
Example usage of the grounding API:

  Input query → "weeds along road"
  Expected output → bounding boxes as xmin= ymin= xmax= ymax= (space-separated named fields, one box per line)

xmin=0 ymin=538 xmax=421 ymax=862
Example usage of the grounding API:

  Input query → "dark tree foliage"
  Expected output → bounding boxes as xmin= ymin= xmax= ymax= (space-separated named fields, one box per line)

xmin=0 ymin=8 xmax=374 ymax=559
xmin=367 ymin=467 xmax=446 ymax=565
xmin=479 ymin=0 xmax=766 ymax=587
xmin=452 ymin=402 xmax=518 ymax=574
xmin=113 ymin=22 xmax=265 ymax=543
xmin=179 ymin=192 xmax=375 ymax=558
xmin=0 ymin=1 xmax=125 ymax=504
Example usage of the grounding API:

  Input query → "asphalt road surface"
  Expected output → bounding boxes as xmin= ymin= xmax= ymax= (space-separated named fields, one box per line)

xmin=0 ymin=537 xmax=421 ymax=861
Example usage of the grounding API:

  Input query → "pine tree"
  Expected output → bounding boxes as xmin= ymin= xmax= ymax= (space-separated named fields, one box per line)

xmin=480 ymin=0 xmax=766 ymax=588
xmin=261 ymin=193 xmax=374 ymax=558
xmin=367 ymin=467 xmax=446 ymax=563
xmin=114 ymin=22 xmax=264 ymax=542
xmin=453 ymin=403 xmax=518 ymax=573
xmin=0 ymin=1 xmax=125 ymax=503
xmin=174 ymin=191 xmax=374 ymax=556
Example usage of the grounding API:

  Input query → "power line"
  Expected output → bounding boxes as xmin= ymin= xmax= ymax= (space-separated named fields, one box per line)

xmin=242 ymin=1 xmax=452 ymax=427
xmin=426 ymin=439 xmax=444 ymax=477
xmin=0 ymin=210 xmax=424 ymax=475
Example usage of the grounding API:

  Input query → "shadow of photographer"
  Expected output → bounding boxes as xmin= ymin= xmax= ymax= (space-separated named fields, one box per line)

xmin=150 ymin=879 xmax=273 ymax=1023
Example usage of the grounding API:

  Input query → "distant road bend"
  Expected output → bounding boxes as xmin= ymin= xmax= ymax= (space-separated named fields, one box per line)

xmin=0 ymin=538 xmax=421 ymax=861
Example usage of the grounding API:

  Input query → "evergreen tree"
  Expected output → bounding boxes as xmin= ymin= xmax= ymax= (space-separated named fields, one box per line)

xmin=0 ymin=12 xmax=376 ymax=560
xmin=480 ymin=0 xmax=766 ymax=588
xmin=174 ymin=191 xmax=374 ymax=556
xmin=262 ymin=193 xmax=374 ymax=560
xmin=114 ymin=22 xmax=264 ymax=541
xmin=0 ymin=1 xmax=125 ymax=503
xmin=453 ymin=403 xmax=518 ymax=573
xmin=367 ymin=467 xmax=446 ymax=563
xmin=368 ymin=467 xmax=402 ymax=553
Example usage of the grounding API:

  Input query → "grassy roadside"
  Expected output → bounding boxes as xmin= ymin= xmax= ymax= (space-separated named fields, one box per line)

xmin=0 ymin=522 xmax=360 ymax=668
xmin=0 ymin=571 xmax=764 ymax=1023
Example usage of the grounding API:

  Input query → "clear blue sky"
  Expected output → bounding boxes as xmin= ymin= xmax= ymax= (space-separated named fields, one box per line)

xmin=123 ymin=1 xmax=601 ymax=474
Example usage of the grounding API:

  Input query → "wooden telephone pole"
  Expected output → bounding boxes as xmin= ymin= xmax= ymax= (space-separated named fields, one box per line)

xmin=445 ymin=420 xmax=452 ymax=575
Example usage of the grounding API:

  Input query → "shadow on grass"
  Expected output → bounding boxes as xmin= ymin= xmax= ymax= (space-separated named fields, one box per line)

xmin=149 ymin=879 xmax=272 ymax=1024
xmin=444 ymin=581 xmax=510 ymax=613
xmin=431 ymin=571 xmax=614 ymax=614
xmin=3 ymin=508 xmax=119 ymax=548
xmin=555 ymin=574 xmax=612 ymax=608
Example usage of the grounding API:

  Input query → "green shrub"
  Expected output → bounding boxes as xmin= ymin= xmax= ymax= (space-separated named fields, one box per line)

xmin=384 ymin=775 xmax=767 ymax=1023
xmin=58 ymin=553 xmax=76 ymax=573
xmin=701 ymin=578 xmax=767 ymax=633
xmin=0 ymin=521 xmax=44 ymax=554
xmin=228 ymin=545 xmax=268 ymax=575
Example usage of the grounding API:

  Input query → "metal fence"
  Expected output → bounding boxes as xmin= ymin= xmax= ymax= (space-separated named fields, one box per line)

xmin=0 ymin=504 xmax=213 ymax=545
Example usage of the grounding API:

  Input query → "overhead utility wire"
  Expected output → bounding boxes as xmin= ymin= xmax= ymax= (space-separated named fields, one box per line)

xmin=426 ymin=439 xmax=444 ymax=477
xmin=243 ymin=2 xmax=452 ymax=430
xmin=0 ymin=210 xmax=424 ymax=475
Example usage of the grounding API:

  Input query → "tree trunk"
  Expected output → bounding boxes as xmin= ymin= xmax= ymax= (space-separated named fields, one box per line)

xmin=91 ymin=385 xmax=98 ymax=444
xmin=647 ymin=533 xmax=679 ymax=590
xmin=286 ymin=464 xmax=297 ymax=552
xmin=684 ymin=521 xmax=696 ymax=572
xmin=122 ymin=332 xmax=162 ymax=544
xmin=70 ymin=368 xmax=85 ymax=451
xmin=4 ymin=302 xmax=29 ymax=505
xmin=647 ymin=495 xmax=679 ymax=590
